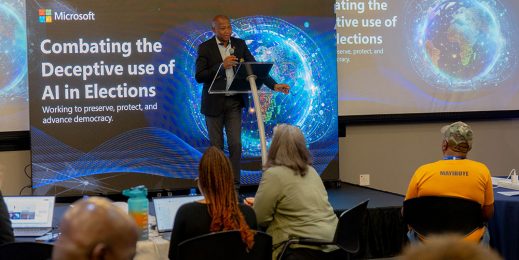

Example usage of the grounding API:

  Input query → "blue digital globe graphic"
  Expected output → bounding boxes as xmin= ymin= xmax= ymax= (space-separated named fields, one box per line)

xmin=406 ymin=0 xmax=515 ymax=91
xmin=231 ymin=16 xmax=336 ymax=157
xmin=146 ymin=15 xmax=338 ymax=183
xmin=0 ymin=1 xmax=28 ymax=98
xmin=153 ymin=16 xmax=337 ymax=157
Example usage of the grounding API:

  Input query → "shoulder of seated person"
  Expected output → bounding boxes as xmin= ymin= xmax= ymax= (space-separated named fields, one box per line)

xmin=180 ymin=201 xmax=205 ymax=209
xmin=267 ymin=165 xmax=317 ymax=175
xmin=265 ymin=165 xmax=291 ymax=173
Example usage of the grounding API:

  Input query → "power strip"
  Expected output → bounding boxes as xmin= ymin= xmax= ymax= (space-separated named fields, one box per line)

xmin=497 ymin=180 xmax=519 ymax=191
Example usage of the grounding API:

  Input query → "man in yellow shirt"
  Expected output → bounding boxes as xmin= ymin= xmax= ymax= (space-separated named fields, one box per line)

xmin=404 ymin=121 xmax=494 ymax=243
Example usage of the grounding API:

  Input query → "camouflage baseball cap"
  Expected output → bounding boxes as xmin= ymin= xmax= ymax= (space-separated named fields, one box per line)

xmin=441 ymin=121 xmax=473 ymax=153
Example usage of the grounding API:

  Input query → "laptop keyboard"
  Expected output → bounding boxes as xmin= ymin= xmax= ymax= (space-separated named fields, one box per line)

xmin=14 ymin=228 xmax=52 ymax=237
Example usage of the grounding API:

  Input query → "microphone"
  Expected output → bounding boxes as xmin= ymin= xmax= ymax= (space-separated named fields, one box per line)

xmin=229 ymin=47 xmax=244 ymax=63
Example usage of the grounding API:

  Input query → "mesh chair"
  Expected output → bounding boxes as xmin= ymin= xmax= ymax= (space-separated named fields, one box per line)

xmin=277 ymin=199 xmax=369 ymax=260
xmin=403 ymin=196 xmax=484 ymax=239
xmin=176 ymin=230 xmax=272 ymax=260
xmin=0 ymin=242 xmax=53 ymax=260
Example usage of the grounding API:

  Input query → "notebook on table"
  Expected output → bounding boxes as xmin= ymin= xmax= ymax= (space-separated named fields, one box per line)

xmin=4 ymin=196 xmax=55 ymax=237
xmin=152 ymin=195 xmax=204 ymax=238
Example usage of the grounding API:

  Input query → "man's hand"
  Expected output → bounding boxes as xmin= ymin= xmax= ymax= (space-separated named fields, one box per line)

xmin=223 ymin=55 xmax=238 ymax=69
xmin=274 ymin=84 xmax=290 ymax=94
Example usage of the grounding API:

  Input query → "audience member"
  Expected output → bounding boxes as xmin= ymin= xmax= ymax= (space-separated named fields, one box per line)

xmin=52 ymin=197 xmax=139 ymax=260
xmin=400 ymin=234 xmax=502 ymax=260
xmin=0 ymin=192 xmax=14 ymax=246
xmin=247 ymin=124 xmax=338 ymax=259
xmin=168 ymin=146 xmax=257 ymax=259
xmin=404 ymin=121 xmax=494 ymax=243
xmin=0 ymin=165 xmax=14 ymax=246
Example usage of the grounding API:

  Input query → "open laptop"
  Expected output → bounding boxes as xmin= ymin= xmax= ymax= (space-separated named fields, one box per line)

xmin=4 ymin=196 xmax=55 ymax=237
xmin=153 ymin=195 xmax=204 ymax=238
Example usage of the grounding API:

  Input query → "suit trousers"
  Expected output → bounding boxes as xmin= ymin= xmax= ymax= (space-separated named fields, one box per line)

xmin=205 ymin=96 xmax=242 ymax=189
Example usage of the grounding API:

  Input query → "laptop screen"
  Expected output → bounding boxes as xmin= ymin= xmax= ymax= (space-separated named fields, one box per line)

xmin=153 ymin=195 xmax=204 ymax=233
xmin=4 ymin=196 xmax=55 ymax=228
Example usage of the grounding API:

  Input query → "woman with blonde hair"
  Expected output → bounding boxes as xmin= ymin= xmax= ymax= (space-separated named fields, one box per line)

xmin=168 ymin=146 xmax=257 ymax=259
xmin=248 ymin=124 xmax=338 ymax=259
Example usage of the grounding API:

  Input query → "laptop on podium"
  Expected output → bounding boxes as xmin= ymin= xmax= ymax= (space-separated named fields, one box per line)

xmin=4 ymin=196 xmax=55 ymax=237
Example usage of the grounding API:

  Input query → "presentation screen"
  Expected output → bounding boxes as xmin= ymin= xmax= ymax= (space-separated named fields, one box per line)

xmin=27 ymin=0 xmax=338 ymax=195
xmin=336 ymin=0 xmax=519 ymax=116
xmin=0 ymin=0 xmax=29 ymax=132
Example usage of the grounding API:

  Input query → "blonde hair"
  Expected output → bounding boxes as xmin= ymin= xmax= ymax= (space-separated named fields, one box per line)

xmin=266 ymin=124 xmax=312 ymax=176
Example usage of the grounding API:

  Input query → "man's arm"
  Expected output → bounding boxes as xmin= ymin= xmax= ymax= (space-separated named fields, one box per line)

xmin=195 ymin=44 xmax=222 ymax=84
xmin=482 ymin=171 xmax=495 ymax=221
xmin=482 ymin=203 xmax=494 ymax=221
xmin=240 ymin=40 xmax=289 ymax=93
xmin=402 ymin=171 xmax=420 ymax=217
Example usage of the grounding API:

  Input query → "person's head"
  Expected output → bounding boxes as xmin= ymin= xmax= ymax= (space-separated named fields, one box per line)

xmin=197 ymin=147 xmax=254 ymax=249
xmin=52 ymin=197 xmax=138 ymax=260
xmin=441 ymin=121 xmax=473 ymax=155
xmin=400 ymin=234 xmax=502 ymax=260
xmin=266 ymin=124 xmax=312 ymax=176
xmin=211 ymin=15 xmax=232 ymax=44
xmin=198 ymin=146 xmax=236 ymax=205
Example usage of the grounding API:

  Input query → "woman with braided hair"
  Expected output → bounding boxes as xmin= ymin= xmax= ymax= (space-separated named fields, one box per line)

xmin=168 ymin=146 xmax=257 ymax=259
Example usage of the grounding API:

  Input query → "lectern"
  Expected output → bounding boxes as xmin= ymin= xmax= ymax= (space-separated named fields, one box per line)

xmin=209 ymin=62 xmax=274 ymax=165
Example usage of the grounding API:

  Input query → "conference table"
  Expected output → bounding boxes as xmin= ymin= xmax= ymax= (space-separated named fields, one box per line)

xmin=135 ymin=235 xmax=170 ymax=260
xmin=16 ymin=203 xmax=171 ymax=260
xmin=488 ymin=187 xmax=519 ymax=260
xmin=17 ymin=229 xmax=170 ymax=260
xmin=15 ymin=189 xmax=519 ymax=260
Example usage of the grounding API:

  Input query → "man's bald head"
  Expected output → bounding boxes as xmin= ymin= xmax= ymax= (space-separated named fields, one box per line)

xmin=211 ymin=15 xmax=232 ymax=44
xmin=211 ymin=15 xmax=230 ymax=29
xmin=52 ymin=197 xmax=138 ymax=260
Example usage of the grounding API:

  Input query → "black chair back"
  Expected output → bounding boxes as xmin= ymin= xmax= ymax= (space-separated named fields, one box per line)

xmin=335 ymin=199 xmax=369 ymax=254
xmin=177 ymin=230 xmax=272 ymax=260
xmin=277 ymin=199 xmax=369 ymax=260
xmin=0 ymin=242 xmax=53 ymax=260
xmin=403 ymin=196 xmax=484 ymax=237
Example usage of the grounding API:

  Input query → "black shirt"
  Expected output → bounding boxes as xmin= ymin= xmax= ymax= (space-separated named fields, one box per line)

xmin=168 ymin=202 xmax=257 ymax=259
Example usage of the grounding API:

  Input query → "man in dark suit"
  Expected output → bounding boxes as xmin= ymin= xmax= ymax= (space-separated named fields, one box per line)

xmin=195 ymin=15 xmax=290 ymax=190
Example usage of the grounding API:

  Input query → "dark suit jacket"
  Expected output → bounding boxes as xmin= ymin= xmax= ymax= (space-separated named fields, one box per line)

xmin=195 ymin=37 xmax=277 ymax=116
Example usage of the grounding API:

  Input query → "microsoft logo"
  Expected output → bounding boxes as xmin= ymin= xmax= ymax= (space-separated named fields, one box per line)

xmin=39 ymin=9 xmax=52 ymax=23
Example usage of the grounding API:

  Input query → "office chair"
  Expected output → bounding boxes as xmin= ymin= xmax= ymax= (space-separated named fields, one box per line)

xmin=176 ymin=230 xmax=272 ymax=260
xmin=0 ymin=242 xmax=53 ymax=260
xmin=403 ymin=196 xmax=484 ymax=240
xmin=277 ymin=199 xmax=369 ymax=260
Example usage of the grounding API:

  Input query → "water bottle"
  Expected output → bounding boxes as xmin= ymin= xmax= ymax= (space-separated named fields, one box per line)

xmin=123 ymin=185 xmax=148 ymax=240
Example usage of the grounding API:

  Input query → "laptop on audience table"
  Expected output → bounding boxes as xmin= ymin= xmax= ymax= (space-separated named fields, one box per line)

xmin=152 ymin=195 xmax=204 ymax=238
xmin=4 ymin=196 xmax=55 ymax=237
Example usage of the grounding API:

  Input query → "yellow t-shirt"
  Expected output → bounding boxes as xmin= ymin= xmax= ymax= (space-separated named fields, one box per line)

xmin=405 ymin=159 xmax=494 ymax=242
